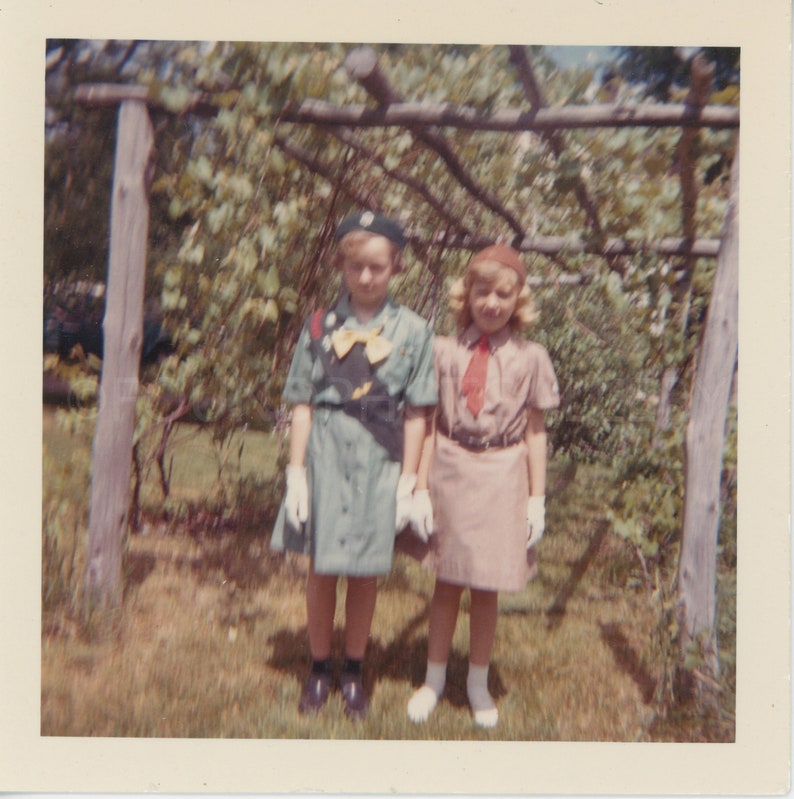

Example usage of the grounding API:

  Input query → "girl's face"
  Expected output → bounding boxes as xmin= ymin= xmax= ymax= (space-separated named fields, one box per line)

xmin=341 ymin=235 xmax=397 ymax=316
xmin=468 ymin=265 xmax=521 ymax=335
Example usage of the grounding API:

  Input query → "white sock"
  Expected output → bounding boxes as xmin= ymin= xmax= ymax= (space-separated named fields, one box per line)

xmin=467 ymin=663 xmax=498 ymax=728
xmin=407 ymin=660 xmax=447 ymax=723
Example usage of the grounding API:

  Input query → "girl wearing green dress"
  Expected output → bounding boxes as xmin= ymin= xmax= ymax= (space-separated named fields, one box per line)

xmin=271 ymin=211 xmax=437 ymax=720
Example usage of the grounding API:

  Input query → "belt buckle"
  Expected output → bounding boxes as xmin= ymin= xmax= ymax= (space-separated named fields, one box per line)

xmin=468 ymin=434 xmax=490 ymax=450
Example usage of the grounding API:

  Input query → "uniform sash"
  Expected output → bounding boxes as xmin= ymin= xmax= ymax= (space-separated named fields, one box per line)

xmin=308 ymin=309 xmax=404 ymax=462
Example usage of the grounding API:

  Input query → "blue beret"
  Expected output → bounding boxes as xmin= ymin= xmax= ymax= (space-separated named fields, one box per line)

xmin=335 ymin=211 xmax=407 ymax=248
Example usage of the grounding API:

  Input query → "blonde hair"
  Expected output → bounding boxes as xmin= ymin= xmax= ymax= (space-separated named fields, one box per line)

xmin=332 ymin=230 xmax=405 ymax=273
xmin=448 ymin=257 xmax=538 ymax=332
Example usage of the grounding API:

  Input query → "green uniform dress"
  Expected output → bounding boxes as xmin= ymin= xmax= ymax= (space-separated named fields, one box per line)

xmin=270 ymin=293 xmax=437 ymax=576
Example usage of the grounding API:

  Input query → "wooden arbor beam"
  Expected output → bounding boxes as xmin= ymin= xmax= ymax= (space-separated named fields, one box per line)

xmin=653 ymin=55 xmax=718 ymax=443
xmin=443 ymin=232 xmax=721 ymax=258
xmin=75 ymin=83 xmax=218 ymax=116
xmin=678 ymin=54 xmax=717 ymax=261
xmin=677 ymin=142 xmax=739 ymax=692
xmin=81 ymin=97 xmax=155 ymax=610
xmin=281 ymin=98 xmax=740 ymax=132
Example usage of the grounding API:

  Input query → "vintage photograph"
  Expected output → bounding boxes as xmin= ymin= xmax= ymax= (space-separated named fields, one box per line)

xmin=1 ymin=0 xmax=789 ymax=794
xmin=42 ymin=39 xmax=739 ymax=741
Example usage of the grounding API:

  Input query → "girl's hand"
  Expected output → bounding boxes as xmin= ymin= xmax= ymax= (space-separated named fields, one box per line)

xmin=395 ymin=473 xmax=418 ymax=532
xmin=285 ymin=465 xmax=309 ymax=530
xmin=410 ymin=489 xmax=434 ymax=542
xmin=526 ymin=495 xmax=546 ymax=548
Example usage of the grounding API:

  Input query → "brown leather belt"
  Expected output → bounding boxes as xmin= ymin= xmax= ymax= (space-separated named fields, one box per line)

xmin=436 ymin=419 xmax=524 ymax=451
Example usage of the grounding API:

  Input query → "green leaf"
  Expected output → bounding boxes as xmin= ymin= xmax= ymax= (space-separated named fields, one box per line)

xmin=269 ymin=149 xmax=287 ymax=176
xmin=184 ymin=243 xmax=205 ymax=266
xmin=163 ymin=267 xmax=182 ymax=290
xmin=263 ymin=299 xmax=279 ymax=324
xmin=258 ymin=225 xmax=278 ymax=252
xmin=158 ymin=85 xmax=193 ymax=113
xmin=161 ymin=287 xmax=181 ymax=311
xmin=185 ymin=329 xmax=202 ymax=346
xmin=241 ymin=81 xmax=259 ymax=107
xmin=605 ymin=272 xmax=627 ymax=308
xmin=261 ymin=264 xmax=280 ymax=296
xmin=187 ymin=155 xmax=215 ymax=188
xmin=168 ymin=197 xmax=184 ymax=219
xmin=228 ymin=175 xmax=254 ymax=202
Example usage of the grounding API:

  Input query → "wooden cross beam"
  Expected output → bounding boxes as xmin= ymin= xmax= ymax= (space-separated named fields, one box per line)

xmin=281 ymin=98 xmax=740 ymax=132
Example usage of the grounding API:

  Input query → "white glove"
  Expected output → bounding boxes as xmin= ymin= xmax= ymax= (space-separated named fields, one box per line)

xmin=285 ymin=465 xmax=309 ymax=530
xmin=526 ymin=495 xmax=546 ymax=548
xmin=395 ymin=473 xmax=417 ymax=531
xmin=410 ymin=489 xmax=434 ymax=543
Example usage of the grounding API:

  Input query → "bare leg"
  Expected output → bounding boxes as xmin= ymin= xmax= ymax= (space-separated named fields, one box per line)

xmin=339 ymin=575 xmax=378 ymax=720
xmin=344 ymin=575 xmax=378 ymax=660
xmin=407 ymin=579 xmax=464 ymax=723
xmin=467 ymin=587 xmax=499 ymax=727
xmin=427 ymin=579 xmax=465 ymax=663
xmin=469 ymin=588 xmax=498 ymax=666
xmin=306 ymin=563 xmax=338 ymax=660
xmin=299 ymin=564 xmax=338 ymax=714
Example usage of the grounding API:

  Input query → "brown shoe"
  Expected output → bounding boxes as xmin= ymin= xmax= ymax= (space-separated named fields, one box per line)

xmin=298 ymin=672 xmax=333 ymax=715
xmin=339 ymin=671 xmax=369 ymax=721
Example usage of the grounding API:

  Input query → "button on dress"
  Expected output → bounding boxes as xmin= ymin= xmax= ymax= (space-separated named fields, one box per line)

xmin=270 ymin=294 xmax=437 ymax=576
xmin=401 ymin=325 xmax=560 ymax=592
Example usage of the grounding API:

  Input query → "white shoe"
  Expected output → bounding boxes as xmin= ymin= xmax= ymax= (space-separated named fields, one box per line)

xmin=472 ymin=706 xmax=499 ymax=728
xmin=407 ymin=685 xmax=439 ymax=723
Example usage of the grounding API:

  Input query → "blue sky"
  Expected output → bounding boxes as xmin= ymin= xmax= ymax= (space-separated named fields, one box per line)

xmin=546 ymin=45 xmax=618 ymax=69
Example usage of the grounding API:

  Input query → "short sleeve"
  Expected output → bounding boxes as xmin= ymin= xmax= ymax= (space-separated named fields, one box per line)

xmin=527 ymin=344 xmax=560 ymax=410
xmin=281 ymin=320 xmax=315 ymax=405
xmin=403 ymin=324 xmax=438 ymax=408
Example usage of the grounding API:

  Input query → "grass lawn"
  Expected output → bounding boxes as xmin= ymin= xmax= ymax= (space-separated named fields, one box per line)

xmin=41 ymin=407 xmax=735 ymax=741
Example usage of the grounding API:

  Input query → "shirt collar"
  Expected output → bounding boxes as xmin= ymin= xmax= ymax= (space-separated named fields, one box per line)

xmin=460 ymin=323 xmax=511 ymax=351
xmin=334 ymin=293 xmax=396 ymax=328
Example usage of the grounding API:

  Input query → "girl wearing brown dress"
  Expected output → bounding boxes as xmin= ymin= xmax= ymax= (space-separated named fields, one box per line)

xmin=403 ymin=244 xmax=559 ymax=728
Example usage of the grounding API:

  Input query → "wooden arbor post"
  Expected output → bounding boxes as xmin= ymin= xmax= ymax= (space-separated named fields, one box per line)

xmin=676 ymin=142 xmax=739 ymax=689
xmin=81 ymin=94 xmax=154 ymax=610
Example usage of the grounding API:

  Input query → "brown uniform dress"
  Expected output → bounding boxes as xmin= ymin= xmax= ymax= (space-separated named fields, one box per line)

xmin=401 ymin=324 xmax=560 ymax=592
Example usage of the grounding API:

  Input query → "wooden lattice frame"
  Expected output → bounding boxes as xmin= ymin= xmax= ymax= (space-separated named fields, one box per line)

xmin=75 ymin=46 xmax=738 ymax=690
xmin=77 ymin=47 xmax=738 ymax=267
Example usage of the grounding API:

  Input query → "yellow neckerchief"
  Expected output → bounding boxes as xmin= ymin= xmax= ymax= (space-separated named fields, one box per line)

xmin=331 ymin=325 xmax=392 ymax=364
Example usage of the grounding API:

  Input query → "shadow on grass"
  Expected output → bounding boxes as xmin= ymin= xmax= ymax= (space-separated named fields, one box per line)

xmin=187 ymin=534 xmax=286 ymax=590
xmin=598 ymin=621 xmax=656 ymax=704
xmin=125 ymin=551 xmax=157 ymax=586
xmin=129 ymin=522 xmax=294 ymax=593
xmin=266 ymin=602 xmax=507 ymax=712
xmin=545 ymin=521 xmax=609 ymax=631
xmin=367 ymin=604 xmax=508 ymax=706
xmin=126 ymin=521 xmax=508 ymax=714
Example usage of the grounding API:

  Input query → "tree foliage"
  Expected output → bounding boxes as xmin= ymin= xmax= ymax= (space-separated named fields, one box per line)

xmin=612 ymin=46 xmax=740 ymax=103
xmin=43 ymin=39 xmax=739 ymax=526
xmin=43 ymin=41 xmax=741 ymax=700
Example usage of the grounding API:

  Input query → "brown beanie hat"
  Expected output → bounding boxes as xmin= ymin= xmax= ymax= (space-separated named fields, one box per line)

xmin=468 ymin=244 xmax=526 ymax=279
